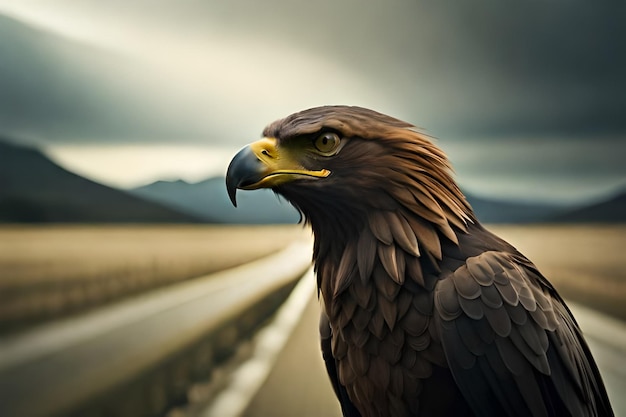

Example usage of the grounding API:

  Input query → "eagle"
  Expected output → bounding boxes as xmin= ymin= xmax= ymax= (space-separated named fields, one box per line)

xmin=225 ymin=106 xmax=614 ymax=417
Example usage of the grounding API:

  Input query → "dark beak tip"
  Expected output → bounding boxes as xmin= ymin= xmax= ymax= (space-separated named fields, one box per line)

xmin=225 ymin=171 xmax=239 ymax=208
xmin=226 ymin=145 xmax=257 ymax=208
xmin=227 ymin=183 xmax=238 ymax=207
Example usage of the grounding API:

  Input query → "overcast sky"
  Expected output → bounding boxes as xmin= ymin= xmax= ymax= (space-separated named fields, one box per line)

xmin=0 ymin=0 xmax=624 ymax=202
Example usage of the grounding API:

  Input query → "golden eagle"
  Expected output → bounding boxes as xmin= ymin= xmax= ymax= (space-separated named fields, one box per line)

xmin=226 ymin=106 xmax=614 ymax=417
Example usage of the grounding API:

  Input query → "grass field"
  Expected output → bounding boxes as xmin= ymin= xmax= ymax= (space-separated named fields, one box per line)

xmin=0 ymin=224 xmax=624 ymax=333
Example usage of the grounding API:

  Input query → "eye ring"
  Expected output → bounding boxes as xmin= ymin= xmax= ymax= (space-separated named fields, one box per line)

xmin=314 ymin=132 xmax=341 ymax=154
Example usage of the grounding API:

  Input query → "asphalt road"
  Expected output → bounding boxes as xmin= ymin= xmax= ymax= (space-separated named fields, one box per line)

xmin=238 ymin=292 xmax=626 ymax=417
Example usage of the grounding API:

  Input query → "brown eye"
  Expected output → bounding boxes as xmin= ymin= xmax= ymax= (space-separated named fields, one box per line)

xmin=314 ymin=132 xmax=341 ymax=154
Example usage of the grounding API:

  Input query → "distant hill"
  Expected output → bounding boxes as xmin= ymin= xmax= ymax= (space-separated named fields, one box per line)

xmin=550 ymin=190 xmax=626 ymax=223
xmin=0 ymin=140 xmax=202 ymax=223
xmin=131 ymin=178 xmax=300 ymax=224
xmin=131 ymin=177 xmax=565 ymax=224
xmin=7 ymin=137 xmax=615 ymax=225
xmin=464 ymin=194 xmax=563 ymax=224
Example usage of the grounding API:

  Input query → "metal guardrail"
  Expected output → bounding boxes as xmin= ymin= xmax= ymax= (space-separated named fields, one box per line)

xmin=0 ymin=239 xmax=313 ymax=417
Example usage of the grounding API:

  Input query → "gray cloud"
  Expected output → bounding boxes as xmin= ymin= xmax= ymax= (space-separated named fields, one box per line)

xmin=0 ymin=0 xmax=624 ymax=202
xmin=441 ymin=136 xmax=626 ymax=203
xmin=1 ymin=0 xmax=624 ymax=144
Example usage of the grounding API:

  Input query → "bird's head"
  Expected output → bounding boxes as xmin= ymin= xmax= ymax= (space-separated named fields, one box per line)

xmin=226 ymin=106 xmax=474 ymax=243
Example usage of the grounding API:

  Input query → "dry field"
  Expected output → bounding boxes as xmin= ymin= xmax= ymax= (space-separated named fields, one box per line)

xmin=488 ymin=224 xmax=626 ymax=321
xmin=0 ymin=224 xmax=310 ymax=332
xmin=0 ymin=224 xmax=624 ymax=333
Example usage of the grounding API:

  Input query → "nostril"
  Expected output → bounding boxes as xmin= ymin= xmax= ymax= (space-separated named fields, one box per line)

xmin=261 ymin=149 xmax=271 ymax=157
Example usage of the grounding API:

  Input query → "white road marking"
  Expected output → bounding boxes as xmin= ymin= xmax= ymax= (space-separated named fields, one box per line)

xmin=200 ymin=268 xmax=316 ymax=417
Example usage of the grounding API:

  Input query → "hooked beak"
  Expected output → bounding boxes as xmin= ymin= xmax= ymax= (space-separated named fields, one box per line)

xmin=225 ymin=137 xmax=330 ymax=206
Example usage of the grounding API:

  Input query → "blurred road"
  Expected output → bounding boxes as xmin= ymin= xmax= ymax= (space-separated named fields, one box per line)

xmin=240 ymin=293 xmax=341 ymax=417
xmin=570 ymin=302 xmax=626 ymax=414
xmin=238 ymin=293 xmax=626 ymax=417
xmin=0 ymin=241 xmax=313 ymax=417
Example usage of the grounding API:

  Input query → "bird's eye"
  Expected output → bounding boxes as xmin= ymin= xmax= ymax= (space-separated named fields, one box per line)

xmin=314 ymin=132 xmax=341 ymax=154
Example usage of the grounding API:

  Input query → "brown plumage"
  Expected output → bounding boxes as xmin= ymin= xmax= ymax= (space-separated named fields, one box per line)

xmin=226 ymin=106 xmax=614 ymax=417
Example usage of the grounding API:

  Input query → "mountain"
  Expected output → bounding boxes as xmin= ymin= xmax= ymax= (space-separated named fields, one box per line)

xmin=465 ymin=194 xmax=563 ymax=224
xmin=550 ymin=190 xmax=626 ymax=223
xmin=0 ymin=140 xmax=201 ymax=223
xmin=131 ymin=177 xmax=564 ymax=224
xmin=131 ymin=178 xmax=300 ymax=224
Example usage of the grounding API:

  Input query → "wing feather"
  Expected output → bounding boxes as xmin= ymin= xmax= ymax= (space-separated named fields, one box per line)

xmin=368 ymin=212 xmax=393 ymax=245
xmin=385 ymin=211 xmax=420 ymax=257
xmin=434 ymin=251 xmax=614 ymax=417
xmin=333 ymin=240 xmax=358 ymax=297
xmin=403 ymin=214 xmax=443 ymax=260
xmin=319 ymin=311 xmax=362 ymax=417
xmin=357 ymin=226 xmax=377 ymax=284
